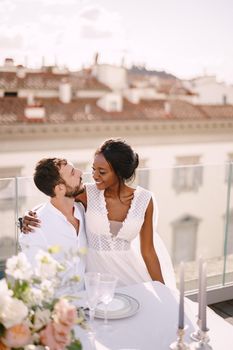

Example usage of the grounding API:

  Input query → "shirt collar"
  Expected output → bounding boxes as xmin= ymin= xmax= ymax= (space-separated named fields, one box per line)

xmin=47 ymin=201 xmax=76 ymax=222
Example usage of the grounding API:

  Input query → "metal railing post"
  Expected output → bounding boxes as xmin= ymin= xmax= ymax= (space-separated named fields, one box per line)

xmin=223 ymin=162 xmax=232 ymax=285
xmin=15 ymin=176 xmax=19 ymax=254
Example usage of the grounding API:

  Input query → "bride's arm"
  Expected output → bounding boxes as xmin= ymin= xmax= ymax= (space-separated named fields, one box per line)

xmin=140 ymin=198 xmax=165 ymax=284
xmin=74 ymin=186 xmax=87 ymax=210
xmin=21 ymin=188 xmax=88 ymax=233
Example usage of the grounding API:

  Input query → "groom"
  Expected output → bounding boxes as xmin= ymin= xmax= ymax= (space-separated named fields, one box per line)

xmin=19 ymin=158 xmax=87 ymax=291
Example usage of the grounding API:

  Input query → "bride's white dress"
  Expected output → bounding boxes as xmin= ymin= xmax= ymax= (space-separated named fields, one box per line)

xmin=85 ymin=183 xmax=176 ymax=289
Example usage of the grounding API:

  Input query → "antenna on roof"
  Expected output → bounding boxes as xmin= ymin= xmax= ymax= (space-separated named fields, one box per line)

xmin=54 ymin=55 xmax=58 ymax=67
xmin=24 ymin=55 xmax=28 ymax=68
xmin=164 ymin=101 xmax=171 ymax=115
xmin=94 ymin=52 xmax=99 ymax=65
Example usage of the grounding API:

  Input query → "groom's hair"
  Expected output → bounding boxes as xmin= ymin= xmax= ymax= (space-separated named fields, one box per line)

xmin=34 ymin=158 xmax=67 ymax=197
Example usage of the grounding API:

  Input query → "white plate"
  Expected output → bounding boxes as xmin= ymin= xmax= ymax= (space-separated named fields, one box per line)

xmin=95 ymin=293 xmax=140 ymax=320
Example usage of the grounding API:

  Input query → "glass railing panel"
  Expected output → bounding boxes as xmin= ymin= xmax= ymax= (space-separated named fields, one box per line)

xmin=16 ymin=176 xmax=47 ymax=234
xmin=0 ymin=164 xmax=232 ymax=295
xmin=224 ymin=162 xmax=233 ymax=285
xmin=135 ymin=163 xmax=230 ymax=292
xmin=0 ymin=177 xmax=17 ymax=278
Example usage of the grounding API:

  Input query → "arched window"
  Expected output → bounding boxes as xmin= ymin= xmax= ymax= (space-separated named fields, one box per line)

xmin=172 ymin=214 xmax=200 ymax=265
xmin=173 ymin=156 xmax=203 ymax=193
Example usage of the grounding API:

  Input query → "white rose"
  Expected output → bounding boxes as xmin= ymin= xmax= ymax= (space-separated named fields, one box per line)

xmin=0 ymin=279 xmax=13 ymax=298
xmin=27 ymin=287 xmax=43 ymax=307
xmin=0 ymin=279 xmax=13 ymax=315
xmin=33 ymin=308 xmax=51 ymax=331
xmin=1 ymin=297 xmax=28 ymax=328
xmin=40 ymin=280 xmax=55 ymax=301
xmin=35 ymin=250 xmax=61 ymax=279
xmin=6 ymin=252 xmax=32 ymax=281
xmin=25 ymin=345 xmax=45 ymax=350
xmin=31 ymin=333 xmax=40 ymax=344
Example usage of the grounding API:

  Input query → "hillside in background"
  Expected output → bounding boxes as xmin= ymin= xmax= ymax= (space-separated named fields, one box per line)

xmin=129 ymin=65 xmax=178 ymax=80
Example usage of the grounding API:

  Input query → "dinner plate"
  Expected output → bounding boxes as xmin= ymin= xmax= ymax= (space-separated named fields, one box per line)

xmin=95 ymin=293 xmax=140 ymax=319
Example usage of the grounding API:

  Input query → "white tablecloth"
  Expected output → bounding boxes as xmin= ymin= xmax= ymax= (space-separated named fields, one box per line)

xmin=76 ymin=281 xmax=233 ymax=349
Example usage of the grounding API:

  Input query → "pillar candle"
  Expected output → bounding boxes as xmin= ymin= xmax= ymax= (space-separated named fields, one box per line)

xmin=178 ymin=261 xmax=184 ymax=329
xmin=198 ymin=257 xmax=203 ymax=320
xmin=201 ymin=262 xmax=207 ymax=331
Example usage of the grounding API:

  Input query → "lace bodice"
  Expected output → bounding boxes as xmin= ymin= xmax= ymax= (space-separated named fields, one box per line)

xmin=109 ymin=220 xmax=123 ymax=236
xmin=85 ymin=183 xmax=152 ymax=251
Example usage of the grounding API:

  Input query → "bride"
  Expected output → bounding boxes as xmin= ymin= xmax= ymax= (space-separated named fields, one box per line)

xmin=22 ymin=139 xmax=176 ymax=289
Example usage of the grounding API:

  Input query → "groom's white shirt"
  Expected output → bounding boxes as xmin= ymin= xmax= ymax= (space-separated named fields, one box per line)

xmin=19 ymin=201 xmax=87 ymax=291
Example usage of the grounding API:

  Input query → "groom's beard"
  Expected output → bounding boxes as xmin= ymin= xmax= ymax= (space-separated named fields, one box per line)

xmin=65 ymin=183 xmax=84 ymax=198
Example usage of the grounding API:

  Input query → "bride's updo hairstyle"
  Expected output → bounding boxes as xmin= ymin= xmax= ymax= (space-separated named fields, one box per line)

xmin=96 ymin=139 xmax=139 ymax=183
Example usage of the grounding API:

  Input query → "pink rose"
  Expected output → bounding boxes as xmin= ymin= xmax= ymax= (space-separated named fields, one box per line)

xmin=54 ymin=299 xmax=77 ymax=328
xmin=0 ymin=341 xmax=10 ymax=350
xmin=2 ymin=323 xmax=31 ymax=348
xmin=39 ymin=321 xmax=71 ymax=350
xmin=53 ymin=321 xmax=70 ymax=336
xmin=53 ymin=322 xmax=71 ymax=346
xmin=40 ymin=322 xmax=59 ymax=350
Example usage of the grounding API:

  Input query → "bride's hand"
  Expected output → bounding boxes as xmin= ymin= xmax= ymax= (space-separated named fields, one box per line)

xmin=22 ymin=210 xmax=41 ymax=234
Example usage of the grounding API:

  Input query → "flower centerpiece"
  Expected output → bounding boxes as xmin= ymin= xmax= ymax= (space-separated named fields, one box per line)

xmin=0 ymin=248 xmax=87 ymax=350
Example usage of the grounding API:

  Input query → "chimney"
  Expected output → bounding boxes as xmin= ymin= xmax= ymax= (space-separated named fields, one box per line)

xmin=27 ymin=93 xmax=35 ymax=106
xmin=24 ymin=55 xmax=28 ymax=68
xmin=24 ymin=99 xmax=45 ymax=120
xmin=164 ymin=101 xmax=171 ymax=115
xmin=4 ymin=58 xmax=14 ymax=67
xmin=85 ymin=104 xmax=91 ymax=115
xmin=16 ymin=65 xmax=26 ymax=79
xmin=59 ymin=79 xmax=72 ymax=103
xmin=42 ymin=56 xmax=45 ymax=68
xmin=24 ymin=94 xmax=45 ymax=120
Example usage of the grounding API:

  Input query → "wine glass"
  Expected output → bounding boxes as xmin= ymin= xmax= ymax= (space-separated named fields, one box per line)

xmin=84 ymin=272 xmax=101 ymax=325
xmin=98 ymin=273 xmax=118 ymax=329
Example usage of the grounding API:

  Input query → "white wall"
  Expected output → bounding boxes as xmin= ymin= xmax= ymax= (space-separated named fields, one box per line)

xmin=95 ymin=64 xmax=127 ymax=90
xmin=76 ymin=90 xmax=107 ymax=98
xmin=18 ymin=89 xmax=58 ymax=98
xmin=97 ymin=93 xmax=123 ymax=112
xmin=186 ymin=77 xmax=233 ymax=105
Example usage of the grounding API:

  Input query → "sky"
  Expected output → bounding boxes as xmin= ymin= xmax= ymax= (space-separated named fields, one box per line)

xmin=0 ymin=0 xmax=233 ymax=83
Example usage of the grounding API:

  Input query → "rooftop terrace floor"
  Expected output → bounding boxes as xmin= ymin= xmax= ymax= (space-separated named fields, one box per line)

xmin=210 ymin=299 xmax=233 ymax=325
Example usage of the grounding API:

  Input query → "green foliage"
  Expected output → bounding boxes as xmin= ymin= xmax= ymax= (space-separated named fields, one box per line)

xmin=67 ymin=339 xmax=82 ymax=350
xmin=0 ymin=323 xmax=5 ymax=337
xmin=13 ymin=280 xmax=30 ymax=299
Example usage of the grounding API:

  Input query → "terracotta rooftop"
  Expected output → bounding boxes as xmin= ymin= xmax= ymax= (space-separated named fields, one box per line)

xmin=199 ymin=105 xmax=233 ymax=119
xmin=69 ymin=74 xmax=110 ymax=91
xmin=0 ymin=97 xmax=233 ymax=125
xmin=0 ymin=71 xmax=110 ymax=91
xmin=157 ymin=85 xmax=196 ymax=96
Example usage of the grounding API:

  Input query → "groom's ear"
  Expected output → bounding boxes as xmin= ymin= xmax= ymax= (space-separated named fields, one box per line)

xmin=54 ymin=183 xmax=65 ymax=195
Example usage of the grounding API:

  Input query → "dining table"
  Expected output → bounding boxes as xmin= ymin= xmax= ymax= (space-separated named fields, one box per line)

xmin=75 ymin=281 xmax=233 ymax=350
